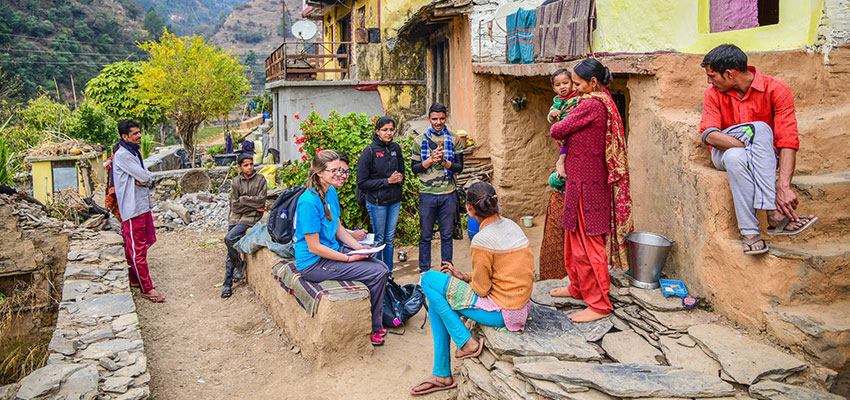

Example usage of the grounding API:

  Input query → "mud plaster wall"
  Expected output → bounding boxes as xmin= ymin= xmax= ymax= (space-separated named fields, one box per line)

xmin=474 ymin=75 xmax=561 ymax=220
xmin=626 ymin=49 xmax=850 ymax=334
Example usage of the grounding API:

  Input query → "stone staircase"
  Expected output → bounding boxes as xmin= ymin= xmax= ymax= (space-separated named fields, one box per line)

xmin=759 ymin=104 xmax=850 ymax=379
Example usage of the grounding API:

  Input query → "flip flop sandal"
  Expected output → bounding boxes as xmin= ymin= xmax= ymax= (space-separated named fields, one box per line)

xmin=742 ymin=236 xmax=769 ymax=255
xmin=410 ymin=377 xmax=458 ymax=396
xmin=142 ymin=291 xmax=166 ymax=303
xmin=455 ymin=338 xmax=485 ymax=360
xmin=768 ymin=216 xmax=819 ymax=236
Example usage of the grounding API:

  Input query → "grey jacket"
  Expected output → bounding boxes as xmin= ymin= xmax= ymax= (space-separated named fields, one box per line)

xmin=113 ymin=146 xmax=153 ymax=221
xmin=229 ymin=172 xmax=267 ymax=226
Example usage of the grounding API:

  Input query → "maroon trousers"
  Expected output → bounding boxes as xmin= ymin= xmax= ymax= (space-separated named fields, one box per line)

xmin=121 ymin=212 xmax=157 ymax=293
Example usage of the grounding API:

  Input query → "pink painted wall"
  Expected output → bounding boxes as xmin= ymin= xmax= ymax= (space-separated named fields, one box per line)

xmin=710 ymin=0 xmax=759 ymax=33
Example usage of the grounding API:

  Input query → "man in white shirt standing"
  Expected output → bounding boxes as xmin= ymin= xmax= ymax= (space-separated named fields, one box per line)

xmin=113 ymin=119 xmax=164 ymax=302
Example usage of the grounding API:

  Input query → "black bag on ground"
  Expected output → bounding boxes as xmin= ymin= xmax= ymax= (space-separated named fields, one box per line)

xmin=382 ymin=278 xmax=427 ymax=333
xmin=267 ymin=186 xmax=306 ymax=244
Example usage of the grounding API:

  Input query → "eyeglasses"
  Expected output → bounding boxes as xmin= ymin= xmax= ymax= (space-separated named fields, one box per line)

xmin=328 ymin=167 xmax=351 ymax=176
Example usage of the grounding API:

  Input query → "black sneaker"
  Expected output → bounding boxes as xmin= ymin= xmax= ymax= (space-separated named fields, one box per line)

xmin=221 ymin=286 xmax=232 ymax=298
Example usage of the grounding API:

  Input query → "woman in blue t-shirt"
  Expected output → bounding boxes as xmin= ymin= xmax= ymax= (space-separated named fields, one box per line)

xmin=294 ymin=150 xmax=390 ymax=346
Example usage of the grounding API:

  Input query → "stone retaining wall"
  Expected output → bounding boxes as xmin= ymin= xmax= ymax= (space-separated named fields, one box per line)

xmin=2 ymin=231 xmax=150 ymax=400
xmin=243 ymin=248 xmax=373 ymax=367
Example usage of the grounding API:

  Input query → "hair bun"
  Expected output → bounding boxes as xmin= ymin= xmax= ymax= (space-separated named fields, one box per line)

xmin=602 ymin=66 xmax=613 ymax=85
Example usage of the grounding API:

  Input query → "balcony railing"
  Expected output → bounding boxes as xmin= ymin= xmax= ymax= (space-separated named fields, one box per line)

xmin=265 ymin=41 xmax=351 ymax=82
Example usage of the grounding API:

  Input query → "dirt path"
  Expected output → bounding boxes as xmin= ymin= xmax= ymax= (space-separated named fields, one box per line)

xmin=136 ymin=219 xmax=544 ymax=399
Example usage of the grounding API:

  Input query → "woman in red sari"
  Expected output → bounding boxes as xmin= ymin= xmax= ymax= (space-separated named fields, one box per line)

xmin=548 ymin=58 xmax=633 ymax=322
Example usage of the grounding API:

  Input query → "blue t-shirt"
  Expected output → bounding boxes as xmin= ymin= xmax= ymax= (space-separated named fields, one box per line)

xmin=293 ymin=186 xmax=341 ymax=270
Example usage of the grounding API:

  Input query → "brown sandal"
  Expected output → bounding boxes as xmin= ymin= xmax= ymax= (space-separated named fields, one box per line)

xmin=742 ymin=236 xmax=769 ymax=255
xmin=410 ymin=376 xmax=457 ymax=395
xmin=142 ymin=290 xmax=166 ymax=303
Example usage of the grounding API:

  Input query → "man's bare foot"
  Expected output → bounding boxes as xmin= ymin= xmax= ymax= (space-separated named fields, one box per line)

xmin=569 ymin=308 xmax=608 ymax=322
xmin=549 ymin=287 xmax=573 ymax=297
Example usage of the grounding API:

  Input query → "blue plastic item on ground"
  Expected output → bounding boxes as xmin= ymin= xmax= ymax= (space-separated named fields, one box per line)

xmin=659 ymin=279 xmax=688 ymax=298
xmin=467 ymin=215 xmax=479 ymax=239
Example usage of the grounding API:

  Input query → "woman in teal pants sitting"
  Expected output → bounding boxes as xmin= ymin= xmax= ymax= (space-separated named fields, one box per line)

xmin=411 ymin=182 xmax=535 ymax=395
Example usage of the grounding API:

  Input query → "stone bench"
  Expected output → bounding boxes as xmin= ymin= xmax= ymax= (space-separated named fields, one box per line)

xmin=243 ymin=247 xmax=373 ymax=366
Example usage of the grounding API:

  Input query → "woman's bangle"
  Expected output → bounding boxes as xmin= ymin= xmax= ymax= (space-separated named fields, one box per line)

xmin=346 ymin=255 xmax=350 ymax=262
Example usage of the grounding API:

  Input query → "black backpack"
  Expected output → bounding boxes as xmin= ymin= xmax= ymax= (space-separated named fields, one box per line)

xmin=382 ymin=278 xmax=427 ymax=333
xmin=267 ymin=186 xmax=306 ymax=244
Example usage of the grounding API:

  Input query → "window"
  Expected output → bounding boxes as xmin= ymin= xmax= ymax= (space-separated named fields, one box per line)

xmin=709 ymin=0 xmax=779 ymax=33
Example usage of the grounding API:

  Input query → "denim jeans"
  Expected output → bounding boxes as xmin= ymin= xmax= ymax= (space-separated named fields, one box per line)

xmin=420 ymin=271 xmax=504 ymax=377
xmin=366 ymin=201 xmax=401 ymax=272
xmin=419 ymin=193 xmax=457 ymax=273
xmin=223 ymin=224 xmax=250 ymax=288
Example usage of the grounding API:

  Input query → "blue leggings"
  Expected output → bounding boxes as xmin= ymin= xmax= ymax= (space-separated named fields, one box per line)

xmin=420 ymin=270 xmax=504 ymax=377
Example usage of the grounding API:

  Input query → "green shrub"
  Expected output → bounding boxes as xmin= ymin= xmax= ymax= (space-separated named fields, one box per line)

xmin=206 ymin=145 xmax=224 ymax=155
xmin=67 ymin=100 xmax=117 ymax=147
xmin=140 ymin=134 xmax=153 ymax=159
xmin=279 ymin=111 xmax=420 ymax=245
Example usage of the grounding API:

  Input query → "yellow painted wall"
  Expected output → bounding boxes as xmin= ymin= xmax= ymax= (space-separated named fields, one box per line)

xmin=31 ymin=161 xmax=53 ymax=205
xmin=593 ymin=0 xmax=824 ymax=54
xmin=29 ymin=153 xmax=106 ymax=204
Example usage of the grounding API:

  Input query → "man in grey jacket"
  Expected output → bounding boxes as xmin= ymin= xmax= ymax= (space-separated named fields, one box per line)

xmin=221 ymin=153 xmax=267 ymax=298
xmin=113 ymin=119 xmax=164 ymax=302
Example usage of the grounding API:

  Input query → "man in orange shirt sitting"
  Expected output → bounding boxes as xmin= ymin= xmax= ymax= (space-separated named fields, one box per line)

xmin=699 ymin=44 xmax=818 ymax=255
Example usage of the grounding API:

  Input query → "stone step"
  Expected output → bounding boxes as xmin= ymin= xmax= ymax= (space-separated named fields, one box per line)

xmin=768 ymin=238 xmax=850 ymax=304
xmin=764 ymin=302 xmax=850 ymax=373
xmin=794 ymin=106 xmax=850 ymax=175
xmin=764 ymin=170 xmax=850 ymax=244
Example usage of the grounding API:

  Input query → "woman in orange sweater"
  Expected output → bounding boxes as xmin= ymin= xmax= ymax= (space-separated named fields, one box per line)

xmin=410 ymin=182 xmax=535 ymax=396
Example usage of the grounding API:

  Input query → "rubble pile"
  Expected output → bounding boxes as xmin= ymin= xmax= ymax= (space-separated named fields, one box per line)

xmin=0 ymin=193 xmax=97 ymax=240
xmin=458 ymin=272 xmax=842 ymax=399
xmin=153 ymin=192 xmax=230 ymax=232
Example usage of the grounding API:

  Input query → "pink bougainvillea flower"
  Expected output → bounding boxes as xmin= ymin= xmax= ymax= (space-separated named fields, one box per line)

xmin=298 ymin=146 xmax=303 ymax=152
xmin=329 ymin=124 xmax=334 ymax=128
xmin=310 ymin=102 xmax=314 ymax=106
xmin=294 ymin=113 xmax=300 ymax=119
xmin=316 ymin=147 xmax=324 ymax=154
xmin=301 ymin=155 xmax=308 ymax=161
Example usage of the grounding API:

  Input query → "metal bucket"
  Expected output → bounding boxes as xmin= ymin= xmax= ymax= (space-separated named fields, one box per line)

xmin=624 ymin=232 xmax=675 ymax=289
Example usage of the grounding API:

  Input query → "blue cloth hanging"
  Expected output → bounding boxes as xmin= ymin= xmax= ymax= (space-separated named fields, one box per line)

xmin=507 ymin=8 xmax=537 ymax=64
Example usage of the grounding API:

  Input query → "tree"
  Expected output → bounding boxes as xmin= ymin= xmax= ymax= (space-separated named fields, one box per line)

xmin=143 ymin=7 xmax=164 ymax=38
xmin=84 ymin=61 xmax=166 ymax=132
xmin=135 ymin=30 xmax=249 ymax=166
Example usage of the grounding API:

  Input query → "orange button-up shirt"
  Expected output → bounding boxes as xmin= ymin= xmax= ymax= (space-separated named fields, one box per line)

xmin=700 ymin=66 xmax=800 ymax=151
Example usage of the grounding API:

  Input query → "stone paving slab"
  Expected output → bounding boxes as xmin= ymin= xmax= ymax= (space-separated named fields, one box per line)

xmin=630 ymin=287 xmax=686 ymax=311
xmin=531 ymin=279 xmax=588 ymax=308
xmin=688 ymin=324 xmax=807 ymax=385
xmin=748 ymin=380 xmax=845 ymax=400
xmin=658 ymin=336 xmax=721 ymax=377
xmin=515 ymin=361 xmax=736 ymax=398
xmin=481 ymin=305 xmax=602 ymax=361
xmin=65 ymin=293 xmax=136 ymax=318
xmin=600 ymin=331 xmax=664 ymax=365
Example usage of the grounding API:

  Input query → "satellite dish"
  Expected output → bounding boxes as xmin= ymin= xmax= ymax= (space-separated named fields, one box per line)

xmin=291 ymin=20 xmax=318 ymax=41
xmin=493 ymin=0 xmax=546 ymax=32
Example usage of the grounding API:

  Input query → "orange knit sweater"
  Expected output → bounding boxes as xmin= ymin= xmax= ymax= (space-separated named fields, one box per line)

xmin=469 ymin=216 xmax=535 ymax=310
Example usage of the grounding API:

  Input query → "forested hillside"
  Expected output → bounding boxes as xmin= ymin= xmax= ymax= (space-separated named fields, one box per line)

xmin=210 ymin=0 xmax=288 ymax=91
xmin=134 ymin=0 xmax=247 ymax=37
xmin=0 ymin=0 xmax=148 ymax=99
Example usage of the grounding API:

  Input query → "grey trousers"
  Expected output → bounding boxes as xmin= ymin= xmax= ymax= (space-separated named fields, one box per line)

xmin=300 ymin=245 xmax=389 ymax=332
xmin=707 ymin=121 xmax=777 ymax=235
